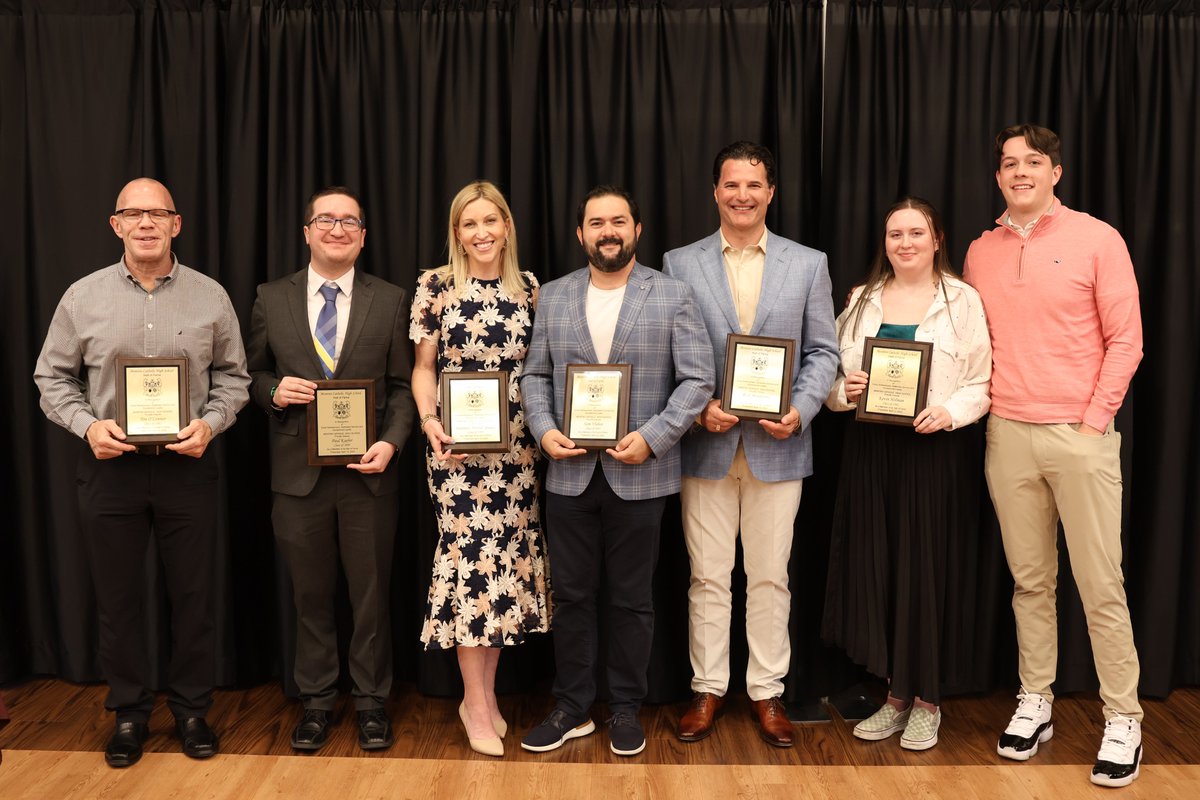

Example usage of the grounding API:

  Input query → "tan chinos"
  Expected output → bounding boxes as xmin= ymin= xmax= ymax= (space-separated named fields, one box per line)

xmin=985 ymin=415 xmax=1142 ymax=721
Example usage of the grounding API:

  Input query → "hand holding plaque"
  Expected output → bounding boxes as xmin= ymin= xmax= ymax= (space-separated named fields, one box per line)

xmin=116 ymin=357 xmax=189 ymax=445
xmin=855 ymin=337 xmax=933 ymax=425
xmin=439 ymin=371 xmax=510 ymax=454
xmin=307 ymin=380 xmax=376 ymax=465
xmin=563 ymin=364 xmax=632 ymax=449
xmin=721 ymin=334 xmax=795 ymax=421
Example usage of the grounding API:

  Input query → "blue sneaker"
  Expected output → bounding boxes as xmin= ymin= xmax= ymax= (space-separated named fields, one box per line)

xmin=607 ymin=712 xmax=646 ymax=756
xmin=520 ymin=708 xmax=596 ymax=753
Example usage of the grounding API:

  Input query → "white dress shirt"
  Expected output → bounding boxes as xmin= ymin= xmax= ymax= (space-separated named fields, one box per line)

xmin=307 ymin=265 xmax=354 ymax=368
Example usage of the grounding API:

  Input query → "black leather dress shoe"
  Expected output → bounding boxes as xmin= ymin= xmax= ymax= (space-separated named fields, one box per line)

xmin=291 ymin=709 xmax=332 ymax=751
xmin=357 ymin=708 xmax=394 ymax=750
xmin=104 ymin=721 xmax=148 ymax=768
xmin=176 ymin=717 xmax=219 ymax=759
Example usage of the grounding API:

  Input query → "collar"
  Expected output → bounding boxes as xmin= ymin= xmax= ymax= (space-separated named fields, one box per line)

xmin=998 ymin=197 xmax=1060 ymax=235
xmin=859 ymin=274 xmax=967 ymax=308
xmin=307 ymin=264 xmax=355 ymax=297
xmin=719 ymin=227 xmax=769 ymax=255
xmin=120 ymin=254 xmax=179 ymax=288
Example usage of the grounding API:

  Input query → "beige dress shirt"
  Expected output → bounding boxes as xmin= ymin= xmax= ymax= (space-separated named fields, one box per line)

xmin=720 ymin=228 xmax=768 ymax=334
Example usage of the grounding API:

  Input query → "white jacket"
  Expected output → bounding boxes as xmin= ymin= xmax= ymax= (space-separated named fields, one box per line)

xmin=825 ymin=275 xmax=992 ymax=429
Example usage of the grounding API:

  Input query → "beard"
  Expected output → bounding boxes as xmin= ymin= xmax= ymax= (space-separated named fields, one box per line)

xmin=585 ymin=235 xmax=637 ymax=273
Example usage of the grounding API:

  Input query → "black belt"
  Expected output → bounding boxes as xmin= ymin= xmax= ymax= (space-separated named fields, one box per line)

xmin=134 ymin=444 xmax=166 ymax=456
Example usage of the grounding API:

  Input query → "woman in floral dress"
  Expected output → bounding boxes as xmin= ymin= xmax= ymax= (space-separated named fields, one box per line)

xmin=410 ymin=181 xmax=550 ymax=757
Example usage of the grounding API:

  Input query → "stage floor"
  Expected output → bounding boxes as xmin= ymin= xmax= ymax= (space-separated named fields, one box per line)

xmin=1 ymin=680 xmax=1197 ymax=798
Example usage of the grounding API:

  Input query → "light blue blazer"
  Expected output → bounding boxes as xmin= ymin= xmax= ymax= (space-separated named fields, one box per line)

xmin=520 ymin=263 xmax=715 ymax=500
xmin=662 ymin=230 xmax=838 ymax=482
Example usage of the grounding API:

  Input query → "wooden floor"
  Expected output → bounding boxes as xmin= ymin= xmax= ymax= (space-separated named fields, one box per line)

xmin=1 ymin=680 xmax=1198 ymax=798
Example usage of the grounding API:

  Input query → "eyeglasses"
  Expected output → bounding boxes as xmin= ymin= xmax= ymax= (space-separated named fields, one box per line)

xmin=308 ymin=216 xmax=364 ymax=233
xmin=115 ymin=208 xmax=177 ymax=222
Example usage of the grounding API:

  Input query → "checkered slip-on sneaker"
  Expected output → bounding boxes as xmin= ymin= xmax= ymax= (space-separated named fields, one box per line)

xmin=853 ymin=703 xmax=911 ymax=741
xmin=900 ymin=707 xmax=941 ymax=750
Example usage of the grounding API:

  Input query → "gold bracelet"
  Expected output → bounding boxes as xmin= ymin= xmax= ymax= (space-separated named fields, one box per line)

xmin=419 ymin=413 xmax=441 ymax=431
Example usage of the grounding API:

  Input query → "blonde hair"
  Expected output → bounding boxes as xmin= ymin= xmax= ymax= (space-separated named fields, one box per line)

xmin=435 ymin=180 xmax=527 ymax=299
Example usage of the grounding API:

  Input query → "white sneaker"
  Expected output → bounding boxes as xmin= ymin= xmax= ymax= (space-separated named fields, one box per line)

xmin=1090 ymin=714 xmax=1142 ymax=787
xmin=996 ymin=687 xmax=1053 ymax=761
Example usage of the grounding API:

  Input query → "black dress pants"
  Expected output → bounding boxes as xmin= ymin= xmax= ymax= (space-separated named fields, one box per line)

xmin=272 ymin=467 xmax=398 ymax=711
xmin=546 ymin=461 xmax=666 ymax=717
xmin=76 ymin=449 xmax=218 ymax=723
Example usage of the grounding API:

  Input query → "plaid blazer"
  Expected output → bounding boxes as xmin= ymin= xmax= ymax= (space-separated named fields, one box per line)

xmin=663 ymin=230 xmax=839 ymax=482
xmin=520 ymin=263 xmax=715 ymax=500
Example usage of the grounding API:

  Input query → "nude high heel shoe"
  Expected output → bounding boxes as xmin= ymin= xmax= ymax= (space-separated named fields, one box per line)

xmin=459 ymin=702 xmax=503 ymax=757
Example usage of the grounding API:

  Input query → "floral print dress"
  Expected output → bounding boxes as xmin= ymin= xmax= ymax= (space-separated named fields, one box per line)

xmin=410 ymin=269 xmax=551 ymax=649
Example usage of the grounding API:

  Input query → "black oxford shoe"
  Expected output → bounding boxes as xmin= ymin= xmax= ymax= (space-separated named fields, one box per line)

xmin=104 ymin=720 xmax=148 ymax=768
xmin=291 ymin=709 xmax=332 ymax=751
xmin=176 ymin=717 xmax=219 ymax=759
xmin=357 ymin=708 xmax=394 ymax=750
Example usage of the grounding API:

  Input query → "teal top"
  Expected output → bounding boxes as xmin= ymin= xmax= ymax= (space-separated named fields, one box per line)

xmin=876 ymin=323 xmax=918 ymax=341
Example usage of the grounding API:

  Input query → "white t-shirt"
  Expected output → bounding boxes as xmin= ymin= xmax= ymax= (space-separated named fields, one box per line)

xmin=586 ymin=281 xmax=626 ymax=363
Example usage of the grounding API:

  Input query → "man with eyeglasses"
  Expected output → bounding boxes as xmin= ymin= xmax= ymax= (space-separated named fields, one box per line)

xmin=245 ymin=186 xmax=414 ymax=752
xmin=33 ymin=178 xmax=250 ymax=768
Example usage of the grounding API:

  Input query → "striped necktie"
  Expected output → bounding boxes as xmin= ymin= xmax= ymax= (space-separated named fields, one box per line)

xmin=314 ymin=283 xmax=339 ymax=378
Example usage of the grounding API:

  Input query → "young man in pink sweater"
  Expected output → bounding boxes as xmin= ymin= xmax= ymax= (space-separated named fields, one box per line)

xmin=963 ymin=124 xmax=1144 ymax=788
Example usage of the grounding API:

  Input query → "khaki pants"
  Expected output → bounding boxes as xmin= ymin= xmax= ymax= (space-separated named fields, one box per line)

xmin=680 ymin=443 xmax=803 ymax=700
xmin=985 ymin=415 xmax=1142 ymax=720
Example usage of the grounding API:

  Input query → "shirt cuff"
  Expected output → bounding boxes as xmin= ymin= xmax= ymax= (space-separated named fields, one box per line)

xmin=70 ymin=410 xmax=100 ymax=440
xmin=201 ymin=411 xmax=227 ymax=437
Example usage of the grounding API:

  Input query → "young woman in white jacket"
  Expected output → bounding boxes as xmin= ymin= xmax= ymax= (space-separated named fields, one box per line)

xmin=822 ymin=196 xmax=991 ymax=751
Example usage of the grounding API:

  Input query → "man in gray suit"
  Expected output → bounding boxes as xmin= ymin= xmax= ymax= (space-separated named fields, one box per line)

xmin=245 ymin=186 xmax=414 ymax=752
xmin=519 ymin=185 xmax=714 ymax=757
xmin=663 ymin=142 xmax=838 ymax=747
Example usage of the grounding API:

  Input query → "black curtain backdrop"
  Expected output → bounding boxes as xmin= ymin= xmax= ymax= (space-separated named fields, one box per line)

xmin=1 ymin=0 xmax=1196 ymax=707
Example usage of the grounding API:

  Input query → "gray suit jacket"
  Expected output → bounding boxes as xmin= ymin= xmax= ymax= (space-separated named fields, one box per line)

xmin=520 ymin=263 xmax=715 ymax=500
xmin=246 ymin=268 xmax=415 ymax=497
xmin=662 ymin=230 xmax=838 ymax=481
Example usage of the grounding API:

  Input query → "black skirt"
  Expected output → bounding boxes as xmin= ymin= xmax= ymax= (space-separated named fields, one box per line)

xmin=821 ymin=416 xmax=984 ymax=704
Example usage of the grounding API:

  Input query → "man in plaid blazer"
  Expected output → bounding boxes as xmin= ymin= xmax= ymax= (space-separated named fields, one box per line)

xmin=519 ymin=185 xmax=714 ymax=757
xmin=663 ymin=142 xmax=839 ymax=747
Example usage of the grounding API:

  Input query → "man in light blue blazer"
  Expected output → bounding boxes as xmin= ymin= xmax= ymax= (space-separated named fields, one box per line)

xmin=519 ymin=186 xmax=714 ymax=757
xmin=662 ymin=142 xmax=838 ymax=747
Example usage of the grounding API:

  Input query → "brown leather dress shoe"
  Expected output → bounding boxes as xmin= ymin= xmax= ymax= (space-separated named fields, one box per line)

xmin=678 ymin=692 xmax=725 ymax=741
xmin=752 ymin=697 xmax=795 ymax=747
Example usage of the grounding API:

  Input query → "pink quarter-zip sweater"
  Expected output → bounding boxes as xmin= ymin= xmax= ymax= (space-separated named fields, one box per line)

xmin=963 ymin=200 xmax=1143 ymax=431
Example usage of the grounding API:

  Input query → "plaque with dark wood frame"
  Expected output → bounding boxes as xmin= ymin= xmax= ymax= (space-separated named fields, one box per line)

xmin=439 ymin=370 xmax=511 ymax=454
xmin=562 ymin=363 xmax=632 ymax=450
xmin=115 ymin=356 xmax=190 ymax=445
xmin=721 ymin=333 xmax=795 ymax=421
xmin=306 ymin=379 xmax=376 ymax=465
xmin=855 ymin=337 xmax=934 ymax=425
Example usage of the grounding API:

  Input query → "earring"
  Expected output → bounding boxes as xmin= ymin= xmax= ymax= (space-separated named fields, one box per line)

xmin=457 ymin=242 xmax=466 ymax=256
